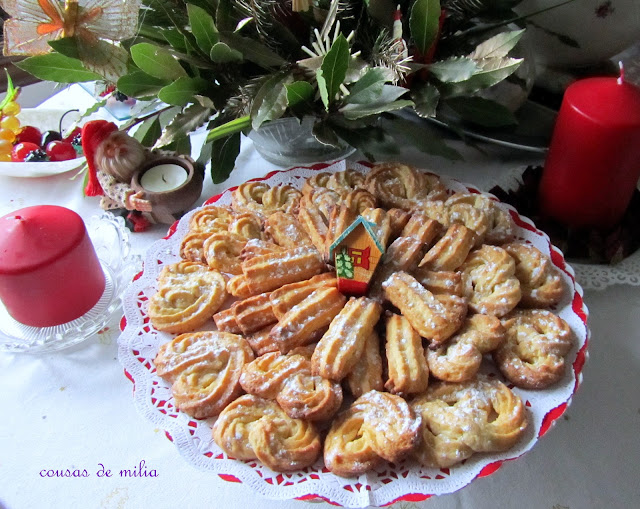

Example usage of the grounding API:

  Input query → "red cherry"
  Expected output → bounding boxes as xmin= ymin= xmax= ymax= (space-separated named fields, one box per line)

xmin=63 ymin=126 xmax=82 ymax=143
xmin=11 ymin=142 xmax=41 ymax=162
xmin=46 ymin=140 xmax=77 ymax=161
xmin=14 ymin=125 xmax=42 ymax=146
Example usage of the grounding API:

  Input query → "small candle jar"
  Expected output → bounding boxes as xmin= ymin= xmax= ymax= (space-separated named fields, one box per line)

xmin=0 ymin=206 xmax=106 ymax=327
xmin=538 ymin=74 xmax=640 ymax=229
xmin=131 ymin=156 xmax=204 ymax=224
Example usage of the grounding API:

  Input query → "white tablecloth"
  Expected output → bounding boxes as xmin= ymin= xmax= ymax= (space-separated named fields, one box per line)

xmin=1 ymin=85 xmax=639 ymax=509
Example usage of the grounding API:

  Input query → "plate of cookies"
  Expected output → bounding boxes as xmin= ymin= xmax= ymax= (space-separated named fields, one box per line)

xmin=118 ymin=160 xmax=589 ymax=507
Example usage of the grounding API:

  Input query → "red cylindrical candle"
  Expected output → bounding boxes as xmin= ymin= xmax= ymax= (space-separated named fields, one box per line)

xmin=538 ymin=75 xmax=640 ymax=229
xmin=0 ymin=206 xmax=106 ymax=327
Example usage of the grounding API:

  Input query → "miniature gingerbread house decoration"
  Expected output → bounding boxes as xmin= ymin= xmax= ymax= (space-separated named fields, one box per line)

xmin=329 ymin=216 xmax=385 ymax=295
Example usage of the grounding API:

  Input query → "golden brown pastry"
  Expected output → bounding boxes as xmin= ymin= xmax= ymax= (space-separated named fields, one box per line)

xmin=270 ymin=286 xmax=346 ymax=353
xmin=345 ymin=330 xmax=384 ymax=398
xmin=232 ymin=292 xmax=278 ymax=335
xmin=411 ymin=267 xmax=464 ymax=297
xmin=298 ymin=196 xmax=329 ymax=253
xmin=203 ymin=232 xmax=246 ymax=275
xmin=502 ymin=241 xmax=565 ymax=308
xmin=225 ymin=274 xmax=254 ymax=299
xmin=148 ymin=261 xmax=226 ymax=333
xmin=158 ymin=331 xmax=253 ymax=418
xmin=384 ymin=313 xmax=429 ymax=395
xmin=459 ymin=245 xmax=522 ymax=317
xmin=179 ymin=231 xmax=212 ymax=263
xmin=227 ymin=212 xmax=263 ymax=241
xmin=400 ymin=212 xmax=440 ymax=245
xmin=427 ymin=314 xmax=505 ymax=382
xmin=240 ymin=238 xmax=284 ymax=260
xmin=269 ymin=272 xmax=337 ymax=319
xmin=212 ymin=305 xmax=242 ymax=334
xmin=361 ymin=207 xmax=392 ymax=248
xmin=343 ymin=188 xmax=377 ymax=214
xmin=445 ymin=193 xmax=491 ymax=246
xmin=241 ymin=246 xmax=326 ymax=295
xmin=411 ymin=377 xmax=527 ymax=468
xmin=264 ymin=211 xmax=313 ymax=248
xmin=261 ymin=184 xmax=303 ymax=215
xmin=419 ymin=223 xmax=475 ymax=272
xmin=494 ymin=309 xmax=573 ymax=389
xmin=364 ymin=162 xmax=446 ymax=209
xmin=212 ymin=394 xmax=321 ymax=472
xmin=382 ymin=271 xmax=467 ymax=347
xmin=231 ymin=181 xmax=270 ymax=214
xmin=301 ymin=171 xmax=331 ymax=197
xmin=189 ymin=205 xmax=233 ymax=233
xmin=326 ymin=168 xmax=365 ymax=194
xmin=154 ymin=331 xmax=220 ymax=382
xmin=368 ymin=236 xmax=425 ymax=302
xmin=324 ymin=391 xmax=422 ymax=477
xmin=245 ymin=326 xmax=281 ymax=356
xmin=311 ymin=296 xmax=382 ymax=381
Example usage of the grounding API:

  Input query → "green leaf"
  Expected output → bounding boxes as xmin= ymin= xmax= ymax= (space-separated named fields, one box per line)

xmin=48 ymin=37 xmax=81 ymax=60
xmin=382 ymin=114 xmax=462 ymax=160
xmin=16 ymin=53 xmax=102 ymax=83
xmin=428 ymin=57 xmax=478 ymax=83
xmin=250 ymin=73 xmax=292 ymax=130
xmin=154 ymin=103 xmax=213 ymax=148
xmin=157 ymin=77 xmax=210 ymax=106
xmin=316 ymin=69 xmax=330 ymax=110
xmin=130 ymin=43 xmax=187 ymax=80
xmin=210 ymin=132 xmax=241 ymax=183
xmin=286 ymin=81 xmax=315 ymax=108
xmin=210 ymin=42 xmax=243 ymax=63
xmin=117 ymin=71 xmax=168 ymax=98
xmin=162 ymin=28 xmax=189 ymax=52
xmin=216 ymin=0 xmax=236 ymax=32
xmin=410 ymin=0 xmax=442 ymax=56
xmin=220 ymin=33 xmax=286 ymax=68
xmin=133 ymin=117 xmax=162 ymax=147
xmin=163 ymin=134 xmax=192 ymax=156
xmin=206 ymin=115 xmax=251 ymax=143
xmin=344 ymin=67 xmax=392 ymax=105
xmin=319 ymin=33 xmax=350 ymax=109
xmin=440 ymin=57 xmax=522 ymax=97
xmin=445 ymin=96 xmax=518 ymax=127
xmin=411 ymin=82 xmax=441 ymax=118
xmin=187 ymin=4 xmax=219 ymax=55
xmin=469 ymin=30 xmax=525 ymax=60
xmin=341 ymin=99 xmax=413 ymax=120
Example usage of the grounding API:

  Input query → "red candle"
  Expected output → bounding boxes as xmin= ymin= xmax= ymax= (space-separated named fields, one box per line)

xmin=0 ymin=206 xmax=106 ymax=327
xmin=538 ymin=74 xmax=640 ymax=229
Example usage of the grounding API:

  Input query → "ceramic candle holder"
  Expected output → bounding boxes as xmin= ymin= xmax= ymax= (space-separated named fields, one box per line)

xmin=131 ymin=155 xmax=204 ymax=224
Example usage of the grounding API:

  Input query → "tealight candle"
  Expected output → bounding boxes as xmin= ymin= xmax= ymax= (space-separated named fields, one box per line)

xmin=139 ymin=163 xmax=189 ymax=193
xmin=538 ymin=70 xmax=640 ymax=229
xmin=0 ymin=206 xmax=106 ymax=327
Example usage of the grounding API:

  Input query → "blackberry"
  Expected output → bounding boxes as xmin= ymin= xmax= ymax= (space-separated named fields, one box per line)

xmin=24 ymin=149 xmax=48 ymax=162
xmin=114 ymin=91 xmax=130 ymax=102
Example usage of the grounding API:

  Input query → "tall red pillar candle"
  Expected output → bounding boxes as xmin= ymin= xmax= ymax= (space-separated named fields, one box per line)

xmin=0 ymin=206 xmax=106 ymax=327
xmin=538 ymin=75 xmax=640 ymax=229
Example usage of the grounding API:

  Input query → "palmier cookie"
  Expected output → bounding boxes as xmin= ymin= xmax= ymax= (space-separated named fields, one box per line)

xmin=241 ymin=246 xmax=326 ymax=295
xmin=270 ymin=286 xmax=346 ymax=353
xmin=154 ymin=330 xmax=225 ymax=383
xmin=159 ymin=331 xmax=253 ymax=418
xmin=227 ymin=212 xmax=263 ymax=241
xmin=241 ymin=351 xmax=342 ymax=421
xmin=311 ymin=296 xmax=382 ymax=381
xmin=148 ymin=262 xmax=226 ymax=333
xmin=384 ymin=313 xmax=429 ymax=395
xmin=411 ymin=377 xmax=527 ymax=468
xmin=212 ymin=394 xmax=321 ymax=472
xmin=427 ymin=314 xmax=505 ymax=382
xmin=345 ymin=330 xmax=384 ymax=398
xmin=189 ymin=205 xmax=233 ymax=233
xmin=364 ymin=162 xmax=446 ymax=210
xmin=502 ymin=241 xmax=564 ymax=308
xmin=324 ymin=391 xmax=422 ymax=477
xmin=326 ymin=168 xmax=365 ymax=195
xmin=382 ymin=271 xmax=467 ymax=347
xmin=179 ymin=231 xmax=213 ymax=263
xmin=459 ymin=244 xmax=521 ymax=317
xmin=203 ymin=232 xmax=246 ymax=275
xmin=264 ymin=211 xmax=313 ymax=248
xmin=494 ymin=309 xmax=573 ymax=389
xmin=301 ymin=171 xmax=331 ymax=197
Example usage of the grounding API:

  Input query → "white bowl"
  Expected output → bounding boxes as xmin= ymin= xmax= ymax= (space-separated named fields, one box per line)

xmin=516 ymin=0 xmax=640 ymax=68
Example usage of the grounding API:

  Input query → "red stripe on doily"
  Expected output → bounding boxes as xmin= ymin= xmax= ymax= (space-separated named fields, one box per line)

xmin=571 ymin=291 xmax=588 ymax=325
xmin=218 ymin=474 xmax=241 ymax=483
xmin=478 ymin=461 xmax=503 ymax=478
xmin=295 ymin=494 xmax=342 ymax=506
xmin=384 ymin=493 xmax=433 ymax=505
xmin=120 ymin=316 xmax=127 ymax=332
xmin=124 ymin=369 xmax=134 ymax=385
xmin=539 ymin=402 xmax=568 ymax=437
xmin=165 ymin=431 xmax=173 ymax=442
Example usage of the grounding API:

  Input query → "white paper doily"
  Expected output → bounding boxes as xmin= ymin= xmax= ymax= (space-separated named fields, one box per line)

xmin=117 ymin=160 xmax=589 ymax=507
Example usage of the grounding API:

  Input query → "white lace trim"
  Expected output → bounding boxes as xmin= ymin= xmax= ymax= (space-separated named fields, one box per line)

xmin=117 ymin=161 xmax=589 ymax=507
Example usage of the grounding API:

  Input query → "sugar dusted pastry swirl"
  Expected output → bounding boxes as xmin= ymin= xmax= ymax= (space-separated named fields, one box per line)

xmin=261 ymin=184 xmax=303 ymax=215
xmin=384 ymin=313 xmax=430 ymax=395
xmin=179 ymin=231 xmax=213 ymax=263
xmin=302 ymin=171 xmax=331 ymax=197
xmin=326 ymin=168 xmax=365 ymax=194
xmin=212 ymin=394 xmax=321 ymax=472
xmin=189 ymin=205 xmax=233 ymax=233
xmin=494 ymin=309 xmax=573 ymax=389
xmin=148 ymin=262 xmax=226 ymax=333
xmin=231 ymin=181 xmax=270 ymax=214
xmin=228 ymin=212 xmax=263 ymax=241
xmin=502 ymin=241 xmax=564 ymax=308
xmin=159 ymin=331 xmax=254 ymax=418
xmin=345 ymin=331 xmax=384 ymax=398
xmin=419 ymin=223 xmax=475 ymax=272
xmin=203 ymin=232 xmax=246 ymax=275
xmin=459 ymin=245 xmax=521 ymax=317
xmin=324 ymin=390 xmax=422 ymax=477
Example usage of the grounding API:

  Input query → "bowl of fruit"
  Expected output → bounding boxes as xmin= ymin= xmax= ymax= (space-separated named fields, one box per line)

xmin=0 ymin=80 xmax=88 ymax=178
